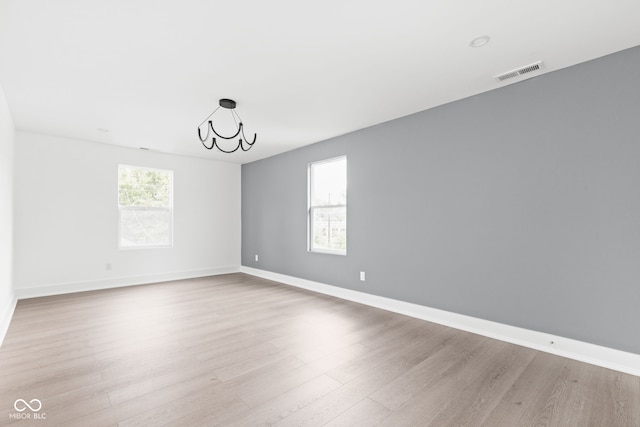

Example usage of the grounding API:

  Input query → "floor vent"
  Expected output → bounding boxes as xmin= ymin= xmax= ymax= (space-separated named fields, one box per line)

xmin=495 ymin=61 xmax=545 ymax=82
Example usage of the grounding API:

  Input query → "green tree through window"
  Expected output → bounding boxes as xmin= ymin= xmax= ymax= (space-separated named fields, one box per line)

xmin=118 ymin=165 xmax=173 ymax=248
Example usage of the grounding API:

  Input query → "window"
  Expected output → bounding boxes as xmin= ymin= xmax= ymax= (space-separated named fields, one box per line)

xmin=308 ymin=156 xmax=347 ymax=254
xmin=118 ymin=165 xmax=173 ymax=249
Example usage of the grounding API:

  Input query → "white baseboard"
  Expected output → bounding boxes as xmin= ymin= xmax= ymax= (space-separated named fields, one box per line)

xmin=0 ymin=292 xmax=17 ymax=348
xmin=240 ymin=266 xmax=640 ymax=377
xmin=15 ymin=266 xmax=240 ymax=300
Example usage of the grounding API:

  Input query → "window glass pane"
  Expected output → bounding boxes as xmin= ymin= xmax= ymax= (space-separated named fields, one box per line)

xmin=118 ymin=165 xmax=173 ymax=249
xmin=118 ymin=166 xmax=171 ymax=208
xmin=311 ymin=157 xmax=346 ymax=206
xmin=309 ymin=156 xmax=347 ymax=254
xmin=311 ymin=206 xmax=346 ymax=252
xmin=120 ymin=209 xmax=171 ymax=247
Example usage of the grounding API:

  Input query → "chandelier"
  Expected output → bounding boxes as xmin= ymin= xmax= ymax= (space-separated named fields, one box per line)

xmin=197 ymin=99 xmax=257 ymax=153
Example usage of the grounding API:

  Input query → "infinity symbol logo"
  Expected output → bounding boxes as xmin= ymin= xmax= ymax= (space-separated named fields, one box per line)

xmin=14 ymin=399 xmax=42 ymax=412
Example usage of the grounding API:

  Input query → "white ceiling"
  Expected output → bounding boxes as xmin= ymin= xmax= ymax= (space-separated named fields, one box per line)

xmin=1 ymin=1 xmax=640 ymax=164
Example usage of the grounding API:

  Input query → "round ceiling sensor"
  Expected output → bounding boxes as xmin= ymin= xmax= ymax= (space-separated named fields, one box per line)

xmin=469 ymin=36 xmax=490 ymax=48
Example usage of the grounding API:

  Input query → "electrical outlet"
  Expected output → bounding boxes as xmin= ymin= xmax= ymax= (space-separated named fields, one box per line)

xmin=255 ymin=254 xmax=259 ymax=262
xmin=360 ymin=271 xmax=366 ymax=281
xmin=106 ymin=263 xmax=112 ymax=271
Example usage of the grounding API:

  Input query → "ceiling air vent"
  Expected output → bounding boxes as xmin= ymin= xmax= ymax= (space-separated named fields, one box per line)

xmin=494 ymin=61 xmax=545 ymax=82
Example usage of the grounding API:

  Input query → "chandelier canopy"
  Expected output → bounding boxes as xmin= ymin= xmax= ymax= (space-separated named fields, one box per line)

xmin=197 ymin=99 xmax=257 ymax=153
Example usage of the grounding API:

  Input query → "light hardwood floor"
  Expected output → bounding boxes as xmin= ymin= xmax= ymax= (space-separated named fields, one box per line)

xmin=1 ymin=273 xmax=638 ymax=426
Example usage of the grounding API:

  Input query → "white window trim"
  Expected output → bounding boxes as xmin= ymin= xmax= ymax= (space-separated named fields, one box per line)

xmin=118 ymin=164 xmax=174 ymax=250
xmin=307 ymin=155 xmax=347 ymax=256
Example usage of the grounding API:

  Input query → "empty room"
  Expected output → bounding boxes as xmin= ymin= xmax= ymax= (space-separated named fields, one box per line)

xmin=1 ymin=1 xmax=640 ymax=426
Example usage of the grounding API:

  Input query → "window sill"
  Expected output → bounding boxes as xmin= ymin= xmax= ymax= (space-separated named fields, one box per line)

xmin=308 ymin=248 xmax=347 ymax=256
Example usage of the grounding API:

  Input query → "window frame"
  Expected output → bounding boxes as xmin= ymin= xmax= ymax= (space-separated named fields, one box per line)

xmin=307 ymin=155 xmax=347 ymax=256
xmin=117 ymin=164 xmax=174 ymax=250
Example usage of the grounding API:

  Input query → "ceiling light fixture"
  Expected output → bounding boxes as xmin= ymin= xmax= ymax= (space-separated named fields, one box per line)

xmin=469 ymin=36 xmax=490 ymax=48
xmin=197 ymin=99 xmax=257 ymax=153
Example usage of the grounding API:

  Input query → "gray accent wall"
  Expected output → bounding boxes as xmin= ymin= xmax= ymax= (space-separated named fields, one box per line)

xmin=242 ymin=45 xmax=640 ymax=355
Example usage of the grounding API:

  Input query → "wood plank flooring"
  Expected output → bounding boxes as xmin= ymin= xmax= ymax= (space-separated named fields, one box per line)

xmin=0 ymin=273 xmax=638 ymax=426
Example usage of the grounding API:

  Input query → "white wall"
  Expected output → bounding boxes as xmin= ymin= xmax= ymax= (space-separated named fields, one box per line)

xmin=0 ymin=83 xmax=16 ymax=344
xmin=13 ymin=132 xmax=241 ymax=297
